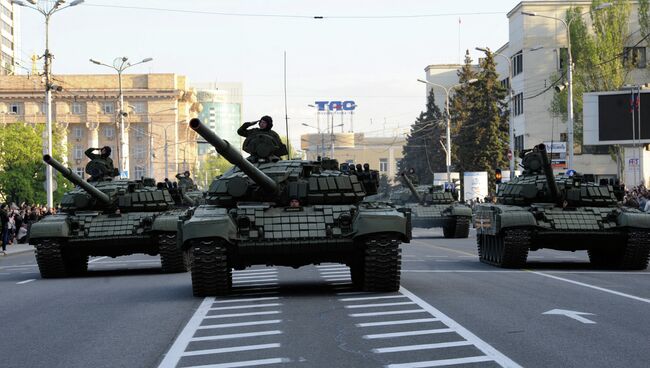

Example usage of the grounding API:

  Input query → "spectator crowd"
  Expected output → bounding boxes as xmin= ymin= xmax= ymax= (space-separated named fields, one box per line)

xmin=0 ymin=203 xmax=55 ymax=255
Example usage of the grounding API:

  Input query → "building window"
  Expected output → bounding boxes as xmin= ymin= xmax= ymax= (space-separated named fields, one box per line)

xmin=39 ymin=102 xmax=47 ymax=114
xmin=379 ymin=158 xmax=388 ymax=172
xmin=512 ymin=93 xmax=524 ymax=116
xmin=500 ymin=77 xmax=510 ymax=90
xmin=514 ymin=135 xmax=524 ymax=154
xmin=73 ymin=126 xmax=84 ymax=139
xmin=132 ymin=125 xmax=145 ymax=138
xmin=512 ymin=51 xmax=523 ymax=76
xmin=102 ymin=102 xmax=114 ymax=114
xmin=133 ymin=144 xmax=146 ymax=159
xmin=134 ymin=165 xmax=146 ymax=179
xmin=103 ymin=126 xmax=115 ymax=139
xmin=73 ymin=145 xmax=83 ymax=160
xmin=0 ymin=4 xmax=12 ymax=18
xmin=9 ymin=103 xmax=21 ymax=114
xmin=130 ymin=101 xmax=146 ymax=114
xmin=1 ymin=36 xmax=12 ymax=50
xmin=72 ymin=102 xmax=83 ymax=114
xmin=623 ymin=47 xmax=647 ymax=69
xmin=74 ymin=167 xmax=85 ymax=178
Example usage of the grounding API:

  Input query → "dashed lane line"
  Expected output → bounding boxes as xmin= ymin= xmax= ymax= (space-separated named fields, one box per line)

xmin=387 ymin=355 xmax=494 ymax=368
xmin=16 ymin=279 xmax=36 ymax=285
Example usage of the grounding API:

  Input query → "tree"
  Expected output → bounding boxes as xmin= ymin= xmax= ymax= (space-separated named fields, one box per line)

xmin=449 ymin=51 xmax=480 ymax=175
xmin=378 ymin=174 xmax=391 ymax=198
xmin=0 ymin=123 xmax=70 ymax=205
xmin=452 ymin=50 xmax=509 ymax=192
xmin=401 ymin=89 xmax=444 ymax=184
xmin=193 ymin=153 xmax=234 ymax=189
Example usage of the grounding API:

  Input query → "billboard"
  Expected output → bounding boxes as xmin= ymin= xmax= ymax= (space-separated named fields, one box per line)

xmin=583 ymin=90 xmax=649 ymax=145
xmin=463 ymin=172 xmax=488 ymax=202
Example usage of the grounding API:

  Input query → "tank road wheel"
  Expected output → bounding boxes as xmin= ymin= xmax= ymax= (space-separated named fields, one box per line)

xmin=621 ymin=230 xmax=650 ymax=270
xmin=480 ymin=230 xmax=529 ymax=268
xmin=158 ymin=233 xmax=187 ymax=273
xmin=362 ymin=237 xmax=402 ymax=292
xmin=453 ymin=217 xmax=470 ymax=238
xmin=190 ymin=239 xmax=231 ymax=297
xmin=34 ymin=239 xmax=67 ymax=278
xmin=63 ymin=253 xmax=89 ymax=276
xmin=442 ymin=220 xmax=455 ymax=239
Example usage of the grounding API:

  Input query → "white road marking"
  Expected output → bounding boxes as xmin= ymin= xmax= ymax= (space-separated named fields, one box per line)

xmin=210 ymin=303 xmax=281 ymax=311
xmin=542 ymin=309 xmax=596 ymax=324
xmin=530 ymin=271 xmax=650 ymax=304
xmin=373 ymin=340 xmax=473 ymax=353
xmin=316 ymin=264 xmax=347 ymax=268
xmin=363 ymin=328 xmax=453 ymax=339
xmin=232 ymin=272 xmax=278 ymax=277
xmin=400 ymin=287 xmax=522 ymax=367
xmin=233 ymin=274 xmax=278 ymax=280
xmin=346 ymin=301 xmax=415 ymax=309
xmin=204 ymin=311 xmax=281 ymax=319
xmin=350 ymin=309 xmax=428 ymax=317
xmin=233 ymin=268 xmax=277 ymax=274
xmin=387 ymin=355 xmax=493 ymax=368
xmin=402 ymin=269 xmax=650 ymax=274
xmin=183 ymin=358 xmax=291 ymax=368
xmin=88 ymin=256 xmax=109 ymax=263
xmin=320 ymin=271 xmax=350 ymax=276
xmin=158 ymin=297 xmax=215 ymax=368
xmin=181 ymin=343 xmax=282 ymax=357
xmin=341 ymin=295 xmax=407 ymax=302
xmin=16 ymin=279 xmax=35 ymax=284
xmin=322 ymin=278 xmax=350 ymax=282
xmin=198 ymin=320 xmax=282 ymax=330
xmin=356 ymin=318 xmax=439 ymax=327
xmin=232 ymin=278 xmax=279 ymax=284
xmin=92 ymin=259 xmax=160 ymax=264
xmin=214 ymin=297 xmax=279 ymax=304
xmin=191 ymin=330 xmax=282 ymax=342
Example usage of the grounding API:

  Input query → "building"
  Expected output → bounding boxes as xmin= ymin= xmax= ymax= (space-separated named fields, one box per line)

xmin=0 ymin=73 xmax=199 ymax=181
xmin=424 ymin=64 xmax=479 ymax=112
xmin=425 ymin=0 xmax=649 ymax=184
xmin=0 ymin=0 xmax=19 ymax=75
xmin=300 ymin=132 xmax=406 ymax=181
xmin=193 ymin=82 xmax=243 ymax=155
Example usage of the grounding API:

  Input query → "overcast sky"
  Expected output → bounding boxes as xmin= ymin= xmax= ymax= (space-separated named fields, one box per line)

xmin=16 ymin=0 xmax=520 ymax=147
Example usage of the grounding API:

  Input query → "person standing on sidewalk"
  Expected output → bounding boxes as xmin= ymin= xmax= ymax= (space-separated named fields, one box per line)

xmin=0 ymin=204 xmax=9 ymax=255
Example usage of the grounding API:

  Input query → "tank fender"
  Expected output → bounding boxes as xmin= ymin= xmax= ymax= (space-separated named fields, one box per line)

xmin=180 ymin=206 xmax=237 ymax=249
xmin=497 ymin=207 xmax=537 ymax=229
xmin=29 ymin=215 xmax=71 ymax=239
xmin=617 ymin=211 xmax=650 ymax=229
xmin=152 ymin=210 xmax=186 ymax=232
xmin=449 ymin=205 xmax=472 ymax=217
xmin=353 ymin=208 xmax=410 ymax=242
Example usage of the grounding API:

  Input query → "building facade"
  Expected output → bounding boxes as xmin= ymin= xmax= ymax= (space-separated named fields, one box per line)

xmin=426 ymin=0 xmax=649 ymax=184
xmin=193 ymin=82 xmax=243 ymax=155
xmin=301 ymin=132 xmax=405 ymax=181
xmin=0 ymin=73 xmax=199 ymax=181
xmin=0 ymin=0 xmax=19 ymax=75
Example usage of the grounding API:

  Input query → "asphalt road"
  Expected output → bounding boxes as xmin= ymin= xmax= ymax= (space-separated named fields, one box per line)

xmin=1 ymin=228 xmax=648 ymax=368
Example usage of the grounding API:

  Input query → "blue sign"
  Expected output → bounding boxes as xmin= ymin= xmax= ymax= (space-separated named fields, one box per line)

xmin=315 ymin=100 xmax=356 ymax=111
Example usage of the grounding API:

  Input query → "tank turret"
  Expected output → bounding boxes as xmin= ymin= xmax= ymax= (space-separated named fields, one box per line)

xmin=43 ymin=154 xmax=111 ymax=205
xmin=400 ymin=172 xmax=423 ymax=204
xmin=190 ymin=118 xmax=278 ymax=194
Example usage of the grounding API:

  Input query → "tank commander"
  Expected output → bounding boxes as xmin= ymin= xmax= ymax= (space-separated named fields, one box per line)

xmin=237 ymin=115 xmax=288 ymax=162
xmin=85 ymin=146 xmax=115 ymax=181
xmin=406 ymin=167 xmax=419 ymax=186
xmin=176 ymin=171 xmax=195 ymax=190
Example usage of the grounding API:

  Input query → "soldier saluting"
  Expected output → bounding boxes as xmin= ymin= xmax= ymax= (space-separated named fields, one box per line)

xmin=237 ymin=115 xmax=288 ymax=161
xmin=85 ymin=146 xmax=115 ymax=180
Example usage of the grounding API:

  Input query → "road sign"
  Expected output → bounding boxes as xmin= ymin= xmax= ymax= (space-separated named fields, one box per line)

xmin=542 ymin=309 xmax=596 ymax=324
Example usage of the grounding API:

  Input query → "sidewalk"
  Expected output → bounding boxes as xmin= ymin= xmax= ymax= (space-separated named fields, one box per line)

xmin=1 ymin=243 xmax=35 ymax=256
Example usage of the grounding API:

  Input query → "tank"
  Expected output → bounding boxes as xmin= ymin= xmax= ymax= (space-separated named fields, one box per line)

xmin=475 ymin=143 xmax=650 ymax=269
xmin=388 ymin=173 xmax=472 ymax=238
xmin=178 ymin=119 xmax=412 ymax=296
xmin=29 ymin=155 xmax=194 ymax=278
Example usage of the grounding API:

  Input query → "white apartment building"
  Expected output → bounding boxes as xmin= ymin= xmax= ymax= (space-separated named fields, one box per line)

xmin=0 ymin=0 xmax=19 ymax=75
xmin=425 ymin=0 xmax=649 ymax=182
xmin=192 ymin=82 xmax=244 ymax=156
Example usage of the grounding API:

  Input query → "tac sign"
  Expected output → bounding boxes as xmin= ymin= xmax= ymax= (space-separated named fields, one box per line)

xmin=315 ymin=101 xmax=356 ymax=112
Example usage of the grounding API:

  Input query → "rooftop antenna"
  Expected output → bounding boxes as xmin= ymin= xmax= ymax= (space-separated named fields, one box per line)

xmin=284 ymin=51 xmax=291 ymax=159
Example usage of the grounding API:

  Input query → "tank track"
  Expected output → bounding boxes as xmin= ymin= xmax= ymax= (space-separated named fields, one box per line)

xmin=362 ymin=237 xmax=401 ymax=292
xmin=63 ymin=253 xmax=89 ymax=276
xmin=190 ymin=239 xmax=231 ymax=297
xmin=35 ymin=239 xmax=68 ymax=278
xmin=621 ymin=230 xmax=650 ymax=270
xmin=478 ymin=229 xmax=530 ymax=268
xmin=158 ymin=233 xmax=187 ymax=273
xmin=453 ymin=217 xmax=470 ymax=238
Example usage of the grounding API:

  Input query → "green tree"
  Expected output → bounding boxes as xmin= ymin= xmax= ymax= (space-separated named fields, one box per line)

xmin=401 ymin=89 xmax=444 ymax=184
xmin=0 ymin=123 xmax=69 ymax=205
xmin=194 ymin=153 xmax=234 ymax=189
xmin=378 ymin=173 xmax=391 ymax=198
xmin=449 ymin=51 xmax=480 ymax=175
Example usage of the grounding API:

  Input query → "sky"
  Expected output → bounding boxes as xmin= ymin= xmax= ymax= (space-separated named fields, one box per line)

xmin=15 ymin=0 xmax=521 ymax=148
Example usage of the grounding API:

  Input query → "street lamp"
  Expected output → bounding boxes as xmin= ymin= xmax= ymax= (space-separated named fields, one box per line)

xmin=146 ymin=107 xmax=177 ymax=178
xmin=522 ymin=2 xmax=612 ymax=171
xmin=89 ymin=56 xmax=153 ymax=178
xmin=12 ymin=0 xmax=85 ymax=209
xmin=417 ymin=78 xmax=478 ymax=184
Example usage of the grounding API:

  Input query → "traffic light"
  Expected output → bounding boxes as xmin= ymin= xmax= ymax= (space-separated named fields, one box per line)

xmin=495 ymin=168 xmax=502 ymax=184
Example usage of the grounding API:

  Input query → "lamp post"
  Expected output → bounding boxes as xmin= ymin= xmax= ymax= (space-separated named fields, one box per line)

xmin=89 ymin=56 xmax=153 ymax=178
xmin=144 ymin=107 xmax=177 ymax=178
xmin=417 ymin=78 xmax=478 ymax=184
xmin=307 ymin=104 xmax=323 ymax=157
xmin=12 ymin=0 xmax=85 ymax=209
xmin=522 ymin=2 xmax=612 ymax=171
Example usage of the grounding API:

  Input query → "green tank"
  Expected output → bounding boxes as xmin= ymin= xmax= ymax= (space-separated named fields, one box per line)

xmin=178 ymin=119 xmax=412 ymax=296
xmin=29 ymin=155 xmax=192 ymax=278
xmin=389 ymin=173 xmax=472 ymax=238
xmin=475 ymin=143 xmax=650 ymax=269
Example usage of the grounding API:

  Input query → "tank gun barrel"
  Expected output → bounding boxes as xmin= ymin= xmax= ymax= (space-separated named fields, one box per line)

xmin=189 ymin=118 xmax=278 ymax=193
xmin=400 ymin=173 xmax=424 ymax=204
xmin=536 ymin=143 xmax=560 ymax=204
xmin=43 ymin=155 xmax=112 ymax=205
